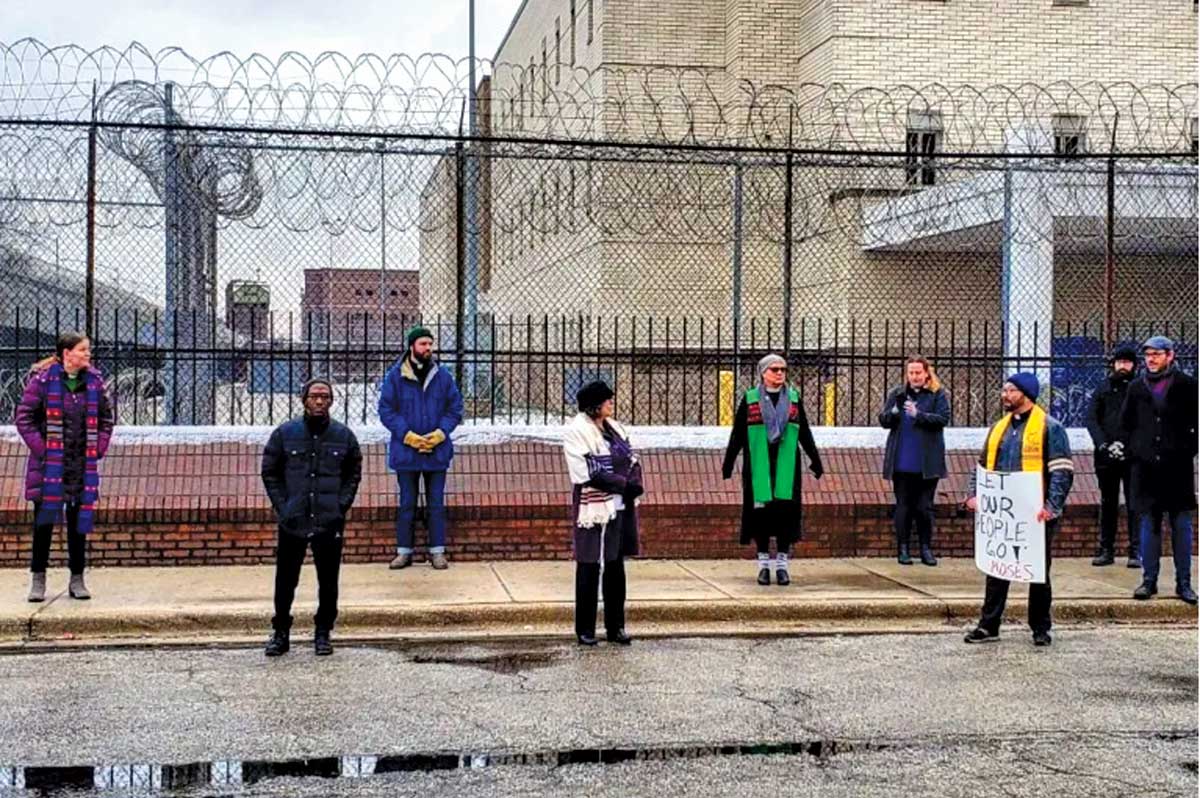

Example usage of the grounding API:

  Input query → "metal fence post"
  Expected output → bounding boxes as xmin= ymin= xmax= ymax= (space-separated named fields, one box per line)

xmin=454 ymin=141 xmax=467 ymax=389
xmin=1105 ymin=113 xmax=1119 ymax=348
xmin=84 ymin=80 xmax=98 ymax=339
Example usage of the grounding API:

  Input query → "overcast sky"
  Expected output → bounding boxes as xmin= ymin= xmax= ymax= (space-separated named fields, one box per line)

xmin=6 ymin=0 xmax=525 ymax=62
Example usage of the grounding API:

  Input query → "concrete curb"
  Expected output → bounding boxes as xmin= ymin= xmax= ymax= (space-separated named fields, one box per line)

xmin=6 ymin=596 xmax=1195 ymax=644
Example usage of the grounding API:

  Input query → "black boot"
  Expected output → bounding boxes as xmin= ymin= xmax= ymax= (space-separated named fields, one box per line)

xmin=1091 ymin=549 xmax=1114 ymax=567
xmin=757 ymin=567 xmax=771 ymax=585
xmin=897 ymin=544 xmax=912 ymax=566
xmin=920 ymin=545 xmax=938 ymax=567
xmin=314 ymin=629 xmax=333 ymax=656
xmin=264 ymin=630 xmax=290 ymax=657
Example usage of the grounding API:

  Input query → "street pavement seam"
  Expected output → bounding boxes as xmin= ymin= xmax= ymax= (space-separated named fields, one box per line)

xmin=488 ymin=563 xmax=517 ymax=603
xmin=674 ymin=561 xmax=738 ymax=599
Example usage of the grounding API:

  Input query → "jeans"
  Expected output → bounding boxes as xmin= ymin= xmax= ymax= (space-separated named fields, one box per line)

xmin=395 ymin=470 xmax=447 ymax=554
xmin=1139 ymin=511 xmax=1194 ymax=590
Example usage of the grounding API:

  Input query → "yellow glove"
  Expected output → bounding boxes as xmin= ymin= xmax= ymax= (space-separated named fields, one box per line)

xmin=403 ymin=431 xmax=425 ymax=449
xmin=425 ymin=429 xmax=447 ymax=447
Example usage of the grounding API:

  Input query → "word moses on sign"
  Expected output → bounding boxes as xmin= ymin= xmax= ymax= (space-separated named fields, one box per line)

xmin=974 ymin=465 xmax=1046 ymax=583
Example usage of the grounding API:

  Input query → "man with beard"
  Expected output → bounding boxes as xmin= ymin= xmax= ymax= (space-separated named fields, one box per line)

xmin=1121 ymin=336 xmax=1198 ymax=605
xmin=963 ymin=373 xmax=1074 ymax=648
xmin=378 ymin=326 xmax=464 ymax=570
xmin=1085 ymin=344 xmax=1142 ymax=568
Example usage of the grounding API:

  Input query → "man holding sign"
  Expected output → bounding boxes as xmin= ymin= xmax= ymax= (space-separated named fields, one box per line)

xmin=963 ymin=373 xmax=1074 ymax=647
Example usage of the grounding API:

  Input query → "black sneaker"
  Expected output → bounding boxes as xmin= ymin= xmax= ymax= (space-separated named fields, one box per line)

xmin=314 ymin=629 xmax=333 ymax=656
xmin=1176 ymin=586 xmax=1198 ymax=606
xmin=1091 ymin=550 xmax=1114 ymax=567
xmin=757 ymin=567 xmax=771 ymax=586
xmin=577 ymin=634 xmax=599 ymax=647
xmin=776 ymin=569 xmax=790 ymax=586
xmin=1126 ymin=555 xmax=1142 ymax=569
xmin=264 ymin=631 xmax=290 ymax=657
xmin=963 ymin=626 xmax=999 ymax=644
xmin=919 ymin=546 xmax=938 ymax=567
xmin=1032 ymin=631 xmax=1053 ymax=647
xmin=606 ymin=629 xmax=633 ymax=646
xmin=1133 ymin=582 xmax=1158 ymax=600
xmin=897 ymin=547 xmax=913 ymax=566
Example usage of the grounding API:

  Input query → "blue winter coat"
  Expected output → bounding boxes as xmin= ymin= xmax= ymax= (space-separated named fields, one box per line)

xmin=377 ymin=356 xmax=464 ymax=472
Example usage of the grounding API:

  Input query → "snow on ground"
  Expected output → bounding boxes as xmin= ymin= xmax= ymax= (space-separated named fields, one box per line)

xmin=0 ymin=423 xmax=1096 ymax=451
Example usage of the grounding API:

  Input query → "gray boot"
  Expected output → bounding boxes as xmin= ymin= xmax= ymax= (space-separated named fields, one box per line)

xmin=27 ymin=572 xmax=46 ymax=603
xmin=68 ymin=573 xmax=91 ymax=600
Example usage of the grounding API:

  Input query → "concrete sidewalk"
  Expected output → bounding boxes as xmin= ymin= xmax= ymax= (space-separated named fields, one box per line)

xmin=0 ymin=557 xmax=1195 ymax=646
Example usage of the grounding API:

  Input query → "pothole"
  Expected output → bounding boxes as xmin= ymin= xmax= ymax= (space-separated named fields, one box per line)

xmin=408 ymin=650 xmax=562 ymax=674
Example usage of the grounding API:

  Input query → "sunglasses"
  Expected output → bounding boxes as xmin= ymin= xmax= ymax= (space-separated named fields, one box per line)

xmin=766 ymin=367 xmax=787 ymax=373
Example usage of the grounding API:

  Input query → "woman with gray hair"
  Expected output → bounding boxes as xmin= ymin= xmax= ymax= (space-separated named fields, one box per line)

xmin=722 ymin=354 xmax=823 ymax=586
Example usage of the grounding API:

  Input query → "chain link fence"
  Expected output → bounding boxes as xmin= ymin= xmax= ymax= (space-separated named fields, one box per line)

xmin=1 ymin=41 xmax=1196 ymax=427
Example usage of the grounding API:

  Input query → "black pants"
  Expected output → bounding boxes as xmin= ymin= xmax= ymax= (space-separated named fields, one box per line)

xmin=892 ymin=474 xmax=938 ymax=548
xmin=31 ymin=501 xmax=86 ymax=575
xmin=980 ymin=522 xmax=1055 ymax=635
xmin=272 ymin=532 xmax=344 ymax=633
xmin=753 ymin=535 xmax=791 ymax=556
xmin=1096 ymin=465 xmax=1142 ymax=557
xmin=575 ymin=558 xmax=626 ymax=638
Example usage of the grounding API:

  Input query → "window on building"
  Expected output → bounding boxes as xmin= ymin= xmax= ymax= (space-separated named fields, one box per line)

xmin=528 ymin=56 xmax=535 ymax=120
xmin=555 ymin=17 xmax=562 ymax=85
xmin=1052 ymin=114 xmax=1088 ymax=156
xmin=905 ymin=110 xmax=942 ymax=187
xmin=542 ymin=39 xmax=548 ymax=110
xmin=570 ymin=0 xmax=577 ymax=65
xmin=587 ymin=0 xmax=594 ymax=44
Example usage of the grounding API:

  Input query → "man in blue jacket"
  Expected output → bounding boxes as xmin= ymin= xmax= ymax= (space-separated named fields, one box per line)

xmin=379 ymin=326 xmax=464 ymax=570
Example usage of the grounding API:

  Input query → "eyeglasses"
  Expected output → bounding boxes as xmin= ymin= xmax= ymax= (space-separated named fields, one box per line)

xmin=766 ymin=367 xmax=787 ymax=373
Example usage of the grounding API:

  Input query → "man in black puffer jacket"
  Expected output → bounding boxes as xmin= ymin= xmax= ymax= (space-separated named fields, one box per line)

xmin=261 ymin=378 xmax=362 ymax=657
xmin=1085 ymin=344 xmax=1142 ymax=568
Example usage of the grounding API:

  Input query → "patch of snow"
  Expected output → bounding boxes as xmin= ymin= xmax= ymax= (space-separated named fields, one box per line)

xmin=0 ymin=424 xmax=1097 ymax=452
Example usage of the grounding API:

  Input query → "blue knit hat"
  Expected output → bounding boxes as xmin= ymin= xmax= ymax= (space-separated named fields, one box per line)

xmin=1005 ymin=372 xmax=1040 ymax=401
xmin=1142 ymin=335 xmax=1174 ymax=352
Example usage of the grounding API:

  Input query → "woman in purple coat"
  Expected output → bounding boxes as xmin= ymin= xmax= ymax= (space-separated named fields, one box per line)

xmin=14 ymin=331 xmax=115 ymax=602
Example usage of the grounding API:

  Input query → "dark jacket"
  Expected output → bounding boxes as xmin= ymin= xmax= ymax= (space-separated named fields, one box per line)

xmin=1119 ymin=367 xmax=1198 ymax=513
xmin=1086 ymin=370 xmax=1135 ymax=470
xmin=970 ymin=409 xmax=1074 ymax=517
xmin=15 ymin=364 xmax=115 ymax=501
xmin=377 ymin=355 xmax=464 ymax=472
xmin=879 ymin=384 xmax=950 ymax=480
xmin=722 ymin=391 xmax=823 ymax=547
xmin=262 ymin=416 xmax=363 ymax=539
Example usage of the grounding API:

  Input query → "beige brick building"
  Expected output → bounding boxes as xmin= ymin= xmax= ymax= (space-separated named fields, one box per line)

xmin=420 ymin=0 xmax=1198 ymax=358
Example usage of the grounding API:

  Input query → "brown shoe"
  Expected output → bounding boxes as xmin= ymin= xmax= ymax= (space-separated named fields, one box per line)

xmin=429 ymin=552 xmax=449 ymax=570
xmin=389 ymin=553 xmax=413 ymax=570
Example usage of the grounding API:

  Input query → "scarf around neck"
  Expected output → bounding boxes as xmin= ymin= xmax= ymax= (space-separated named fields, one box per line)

xmin=757 ymin=385 xmax=790 ymax=445
xmin=37 ymin=362 xmax=102 ymax=535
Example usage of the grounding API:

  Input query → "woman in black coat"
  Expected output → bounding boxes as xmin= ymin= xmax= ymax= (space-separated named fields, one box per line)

xmin=879 ymin=356 xmax=950 ymax=566
xmin=722 ymin=353 xmax=823 ymax=587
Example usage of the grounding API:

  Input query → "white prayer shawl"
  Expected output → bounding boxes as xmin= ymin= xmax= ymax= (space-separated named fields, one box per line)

xmin=563 ymin=412 xmax=635 ymax=528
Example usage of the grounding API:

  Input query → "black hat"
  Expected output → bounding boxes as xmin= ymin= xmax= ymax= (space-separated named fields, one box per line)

xmin=300 ymin=378 xmax=334 ymax=399
xmin=1109 ymin=343 xmax=1139 ymax=363
xmin=576 ymin=380 xmax=614 ymax=411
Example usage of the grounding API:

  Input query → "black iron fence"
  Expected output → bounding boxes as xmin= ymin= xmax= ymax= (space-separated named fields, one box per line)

xmin=1 ymin=308 xmax=1194 ymax=428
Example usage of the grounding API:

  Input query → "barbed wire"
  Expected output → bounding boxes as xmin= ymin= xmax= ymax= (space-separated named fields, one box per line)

xmin=2 ymin=39 xmax=1196 ymax=150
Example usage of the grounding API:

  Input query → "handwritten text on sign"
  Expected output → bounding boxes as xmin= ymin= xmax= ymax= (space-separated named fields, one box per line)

xmin=974 ymin=465 xmax=1046 ymax=584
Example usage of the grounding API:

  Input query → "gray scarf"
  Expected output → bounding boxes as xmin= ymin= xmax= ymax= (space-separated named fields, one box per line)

xmin=756 ymin=354 xmax=789 ymax=444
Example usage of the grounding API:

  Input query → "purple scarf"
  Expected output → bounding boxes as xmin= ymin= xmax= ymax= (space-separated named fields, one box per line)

xmin=1145 ymin=364 xmax=1176 ymax=412
xmin=36 ymin=363 xmax=102 ymax=535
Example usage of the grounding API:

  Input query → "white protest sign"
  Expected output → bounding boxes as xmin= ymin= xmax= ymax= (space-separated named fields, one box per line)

xmin=974 ymin=465 xmax=1046 ymax=584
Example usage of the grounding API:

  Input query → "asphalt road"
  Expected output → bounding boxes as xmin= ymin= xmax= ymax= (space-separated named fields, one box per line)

xmin=0 ymin=627 xmax=1195 ymax=797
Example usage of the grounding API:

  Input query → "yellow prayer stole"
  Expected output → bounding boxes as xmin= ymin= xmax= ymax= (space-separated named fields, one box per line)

xmin=984 ymin=404 xmax=1046 ymax=473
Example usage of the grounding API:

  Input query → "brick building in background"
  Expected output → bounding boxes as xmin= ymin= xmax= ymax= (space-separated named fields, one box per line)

xmin=301 ymin=268 xmax=420 ymax=345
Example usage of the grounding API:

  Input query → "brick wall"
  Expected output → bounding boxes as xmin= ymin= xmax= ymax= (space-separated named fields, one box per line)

xmin=1 ymin=437 xmax=1193 ymax=567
